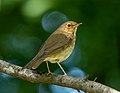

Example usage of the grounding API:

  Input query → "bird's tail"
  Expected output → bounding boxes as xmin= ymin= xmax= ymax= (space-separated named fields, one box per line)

xmin=24 ymin=56 xmax=43 ymax=69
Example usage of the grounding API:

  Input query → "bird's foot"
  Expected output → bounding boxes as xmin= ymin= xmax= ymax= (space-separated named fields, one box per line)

xmin=63 ymin=73 xmax=67 ymax=76
xmin=46 ymin=70 xmax=53 ymax=75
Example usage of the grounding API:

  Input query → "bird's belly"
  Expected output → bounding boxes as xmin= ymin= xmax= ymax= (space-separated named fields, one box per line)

xmin=44 ymin=43 xmax=75 ymax=63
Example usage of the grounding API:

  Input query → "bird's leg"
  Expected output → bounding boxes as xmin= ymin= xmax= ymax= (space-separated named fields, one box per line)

xmin=56 ymin=62 xmax=67 ymax=75
xmin=46 ymin=61 xmax=52 ymax=74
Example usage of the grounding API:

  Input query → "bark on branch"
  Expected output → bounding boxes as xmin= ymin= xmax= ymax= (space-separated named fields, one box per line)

xmin=0 ymin=59 xmax=119 ymax=93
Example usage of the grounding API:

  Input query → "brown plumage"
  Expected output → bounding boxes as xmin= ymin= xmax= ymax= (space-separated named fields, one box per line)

xmin=24 ymin=21 xmax=82 ymax=75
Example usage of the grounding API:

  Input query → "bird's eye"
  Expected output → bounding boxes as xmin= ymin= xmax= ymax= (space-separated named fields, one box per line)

xmin=67 ymin=24 xmax=71 ymax=27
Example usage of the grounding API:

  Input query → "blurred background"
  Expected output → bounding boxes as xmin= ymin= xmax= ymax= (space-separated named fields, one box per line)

xmin=0 ymin=0 xmax=120 ymax=93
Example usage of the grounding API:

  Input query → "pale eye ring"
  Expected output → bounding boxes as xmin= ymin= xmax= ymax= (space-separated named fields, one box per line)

xmin=67 ymin=23 xmax=71 ymax=27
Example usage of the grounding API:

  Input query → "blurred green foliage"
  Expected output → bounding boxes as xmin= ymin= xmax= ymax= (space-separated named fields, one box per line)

xmin=0 ymin=0 xmax=120 ymax=93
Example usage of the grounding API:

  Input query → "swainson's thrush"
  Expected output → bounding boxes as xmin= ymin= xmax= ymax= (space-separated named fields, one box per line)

xmin=24 ymin=21 xmax=82 ymax=75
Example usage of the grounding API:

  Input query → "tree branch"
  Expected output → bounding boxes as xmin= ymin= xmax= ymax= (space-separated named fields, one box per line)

xmin=0 ymin=59 xmax=119 ymax=93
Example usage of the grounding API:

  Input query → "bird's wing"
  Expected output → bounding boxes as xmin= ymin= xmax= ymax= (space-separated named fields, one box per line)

xmin=24 ymin=33 xmax=72 ymax=69
xmin=43 ymin=33 xmax=72 ymax=55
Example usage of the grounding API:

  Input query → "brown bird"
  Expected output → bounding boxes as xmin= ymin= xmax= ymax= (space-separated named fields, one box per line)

xmin=24 ymin=21 xmax=82 ymax=75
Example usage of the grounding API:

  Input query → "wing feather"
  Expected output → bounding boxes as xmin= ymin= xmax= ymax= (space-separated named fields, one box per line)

xmin=31 ymin=33 xmax=72 ymax=62
xmin=43 ymin=33 xmax=71 ymax=55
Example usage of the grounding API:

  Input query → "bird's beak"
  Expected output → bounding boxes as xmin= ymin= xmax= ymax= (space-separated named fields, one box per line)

xmin=73 ymin=23 xmax=82 ymax=27
xmin=79 ymin=23 xmax=82 ymax=25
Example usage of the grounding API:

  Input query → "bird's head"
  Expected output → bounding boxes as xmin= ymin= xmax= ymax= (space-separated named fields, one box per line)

xmin=59 ymin=21 xmax=82 ymax=33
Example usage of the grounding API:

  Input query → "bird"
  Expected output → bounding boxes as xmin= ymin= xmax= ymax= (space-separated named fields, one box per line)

xmin=24 ymin=21 xmax=82 ymax=75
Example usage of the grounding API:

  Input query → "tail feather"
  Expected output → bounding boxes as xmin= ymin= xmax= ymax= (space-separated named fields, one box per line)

xmin=24 ymin=57 xmax=43 ymax=69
